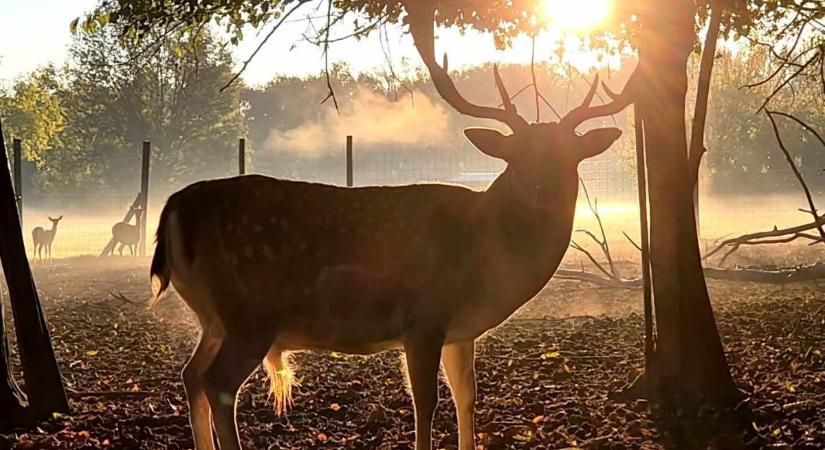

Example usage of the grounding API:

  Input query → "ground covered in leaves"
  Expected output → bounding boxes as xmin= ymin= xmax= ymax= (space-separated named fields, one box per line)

xmin=0 ymin=257 xmax=823 ymax=449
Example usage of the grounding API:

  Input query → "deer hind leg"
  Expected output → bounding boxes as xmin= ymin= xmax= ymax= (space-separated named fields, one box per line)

xmin=405 ymin=332 xmax=444 ymax=450
xmin=183 ymin=327 xmax=222 ymax=450
xmin=442 ymin=341 xmax=476 ymax=450
xmin=204 ymin=334 xmax=269 ymax=450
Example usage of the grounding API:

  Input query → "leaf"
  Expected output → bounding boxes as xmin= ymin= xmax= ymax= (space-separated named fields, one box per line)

xmin=85 ymin=350 xmax=98 ymax=356
xmin=317 ymin=432 xmax=328 ymax=441
xmin=330 ymin=403 xmax=341 ymax=412
xmin=95 ymin=12 xmax=110 ymax=28
xmin=69 ymin=17 xmax=80 ymax=34
xmin=512 ymin=430 xmax=533 ymax=442
xmin=541 ymin=351 xmax=561 ymax=359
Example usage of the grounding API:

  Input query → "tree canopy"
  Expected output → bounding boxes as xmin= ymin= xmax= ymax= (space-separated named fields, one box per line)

xmin=1 ymin=27 xmax=246 ymax=193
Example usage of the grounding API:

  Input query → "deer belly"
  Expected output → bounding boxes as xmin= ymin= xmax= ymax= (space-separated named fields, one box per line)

xmin=275 ymin=302 xmax=406 ymax=355
xmin=270 ymin=264 xmax=411 ymax=355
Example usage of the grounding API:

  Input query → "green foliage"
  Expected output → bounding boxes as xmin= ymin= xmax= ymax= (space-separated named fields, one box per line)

xmin=705 ymin=46 xmax=825 ymax=194
xmin=83 ymin=1 xmax=823 ymax=54
xmin=1 ymin=66 xmax=66 ymax=166
xmin=2 ymin=27 xmax=246 ymax=193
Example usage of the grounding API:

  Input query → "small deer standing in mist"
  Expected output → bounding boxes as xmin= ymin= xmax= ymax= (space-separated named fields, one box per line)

xmin=109 ymin=207 xmax=143 ymax=256
xmin=148 ymin=11 xmax=627 ymax=450
xmin=31 ymin=215 xmax=63 ymax=262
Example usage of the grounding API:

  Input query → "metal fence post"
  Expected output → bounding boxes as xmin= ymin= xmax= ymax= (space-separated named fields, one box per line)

xmin=239 ymin=138 xmax=246 ymax=175
xmin=346 ymin=135 xmax=353 ymax=187
xmin=139 ymin=141 xmax=151 ymax=257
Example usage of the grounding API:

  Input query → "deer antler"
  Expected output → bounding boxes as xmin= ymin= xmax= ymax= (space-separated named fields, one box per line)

xmin=559 ymin=67 xmax=640 ymax=131
xmin=405 ymin=1 xmax=636 ymax=132
xmin=406 ymin=2 xmax=528 ymax=132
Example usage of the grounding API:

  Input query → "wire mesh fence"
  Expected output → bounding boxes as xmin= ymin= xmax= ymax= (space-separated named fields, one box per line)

xmin=13 ymin=136 xmax=815 ymax=263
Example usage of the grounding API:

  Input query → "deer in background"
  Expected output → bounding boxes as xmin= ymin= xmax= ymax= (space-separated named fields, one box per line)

xmin=147 ymin=5 xmax=631 ymax=450
xmin=109 ymin=207 xmax=143 ymax=256
xmin=31 ymin=215 xmax=63 ymax=262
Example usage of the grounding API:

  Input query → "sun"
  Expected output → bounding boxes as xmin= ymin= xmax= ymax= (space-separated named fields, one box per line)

xmin=541 ymin=0 xmax=612 ymax=31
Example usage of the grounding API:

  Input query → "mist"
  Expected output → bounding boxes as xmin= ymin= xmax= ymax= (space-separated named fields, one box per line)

xmin=264 ymin=87 xmax=452 ymax=156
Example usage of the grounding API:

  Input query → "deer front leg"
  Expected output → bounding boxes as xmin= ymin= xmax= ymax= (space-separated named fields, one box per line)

xmin=204 ymin=334 xmax=268 ymax=450
xmin=442 ymin=340 xmax=476 ymax=450
xmin=183 ymin=329 xmax=221 ymax=450
xmin=404 ymin=333 xmax=444 ymax=450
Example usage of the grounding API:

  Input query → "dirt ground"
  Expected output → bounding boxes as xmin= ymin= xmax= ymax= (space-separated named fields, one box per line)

xmin=0 ymin=255 xmax=823 ymax=449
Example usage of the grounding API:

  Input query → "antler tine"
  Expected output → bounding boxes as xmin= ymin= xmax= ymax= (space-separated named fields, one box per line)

xmin=493 ymin=64 xmax=519 ymax=116
xmin=581 ymin=74 xmax=600 ymax=109
xmin=405 ymin=1 xmax=527 ymax=132
xmin=559 ymin=66 xmax=640 ymax=131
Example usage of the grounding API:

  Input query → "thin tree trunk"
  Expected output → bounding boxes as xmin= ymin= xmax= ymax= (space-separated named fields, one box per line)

xmin=690 ymin=4 xmax=723 ymax=235
xmin=636 ymin=0 xmax=740 ymax=404
xmin=0 ymin=118 xmax=69 ymax=421
xmin=0 ymin=123 xmax=26 ymax=430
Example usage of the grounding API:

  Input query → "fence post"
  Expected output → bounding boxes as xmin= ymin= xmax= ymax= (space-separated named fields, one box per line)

xmin=346 ymin=135 xmax=353 ymax=187
xmin=139 ymin=141 xmax=151 ymax=257
xmin=239 ymin=138 xmax=246 ymax=175
xmin=12 ymin=139 xmax=22 ymax=226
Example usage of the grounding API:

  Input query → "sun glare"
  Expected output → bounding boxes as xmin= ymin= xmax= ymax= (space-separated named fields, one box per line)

xmin=542 ymin=0 xmax=612 ymax=31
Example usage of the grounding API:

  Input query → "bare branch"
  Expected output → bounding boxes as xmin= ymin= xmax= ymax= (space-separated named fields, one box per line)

xmin=320 ymin=0 xmax=340 ymax=113
xmin=766 ymin=110 xmax=825 ymax=150
xmin=623 ymin=232 xmax=642 ymax=252
xmin=220 ymin=0 xmax=311 ymax=92
xmin=569 ymin=241 xmax=614 ymax=279
xmin=756 ymin=51 xmax=821 ymax=114
xmin=766 ymin=110 xmax=825 ymax=243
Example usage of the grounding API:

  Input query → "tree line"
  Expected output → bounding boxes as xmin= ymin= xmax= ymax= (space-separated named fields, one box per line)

xmin=1 ymin=29 xmax=821 ymax=197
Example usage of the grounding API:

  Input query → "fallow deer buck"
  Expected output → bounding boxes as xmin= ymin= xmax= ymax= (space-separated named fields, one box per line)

xmin=149 ymin=5 xmax=633 ymax=450
xmin=32 ymin=215 xmax=63 ymax=262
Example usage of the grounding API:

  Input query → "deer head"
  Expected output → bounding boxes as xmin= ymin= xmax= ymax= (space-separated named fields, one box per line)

xmin=405 ymin=3 xmax=634 ymax=206
xmin=49 ymin=216 xmax=63 ymax=227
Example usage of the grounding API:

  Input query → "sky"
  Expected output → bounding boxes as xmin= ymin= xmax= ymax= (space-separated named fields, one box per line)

xmin=0 ymin=0 xmax=617 ymax=88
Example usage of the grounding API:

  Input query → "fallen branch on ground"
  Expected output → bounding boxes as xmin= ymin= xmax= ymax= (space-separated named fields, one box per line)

xmin=66 ymin=388 xmax=161 ymax=399
xmin=556 ymin=263 xmax=825 ymax=288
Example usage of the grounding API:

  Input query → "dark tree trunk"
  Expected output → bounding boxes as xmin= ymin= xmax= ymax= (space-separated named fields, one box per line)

xmin=0 ymin=295 xmax=26 ymax=430
xmin=0 ymin=122 xmax=27 ymax=429
xmin=633 ymin=0 xmax=740 ymax=405
xmin=0 ymin=118 xmax=69 ymax=425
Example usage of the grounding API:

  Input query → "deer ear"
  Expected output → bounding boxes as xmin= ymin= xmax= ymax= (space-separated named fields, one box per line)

xmin=577 ymin=128 xmax=622 ymax=160
xmin=464 ymin=128 xmax=516 ymax=162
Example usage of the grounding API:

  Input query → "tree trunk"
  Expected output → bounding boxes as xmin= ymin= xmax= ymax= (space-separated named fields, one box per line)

xmin=0 ymin=123 xmax=27 ymax=429
xmin=635 ymin=0 xmax=740 ymax=405
xmin=0 ymin=118 xmax=69 ymax=423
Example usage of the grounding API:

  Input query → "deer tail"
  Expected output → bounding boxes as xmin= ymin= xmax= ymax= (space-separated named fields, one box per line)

xmin=263 ymin=349 xmax=296 ymax=415
xmin=149 ymin=203 xmax=174 ymax=307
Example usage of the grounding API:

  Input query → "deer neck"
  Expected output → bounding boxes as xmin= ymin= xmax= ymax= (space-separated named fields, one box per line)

xmin=478 ymin=168 xmax=579 ymax=305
